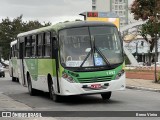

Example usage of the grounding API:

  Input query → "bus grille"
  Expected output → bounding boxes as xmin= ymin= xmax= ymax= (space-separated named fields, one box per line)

xmin=77 ymin=76 xmax=113 ymax=83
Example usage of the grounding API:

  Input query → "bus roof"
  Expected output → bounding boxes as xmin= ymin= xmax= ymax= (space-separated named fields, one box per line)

xmin=10 ymin=40 xmax=17 ymax=47
xmin=17 ymin=21 xmax=116 ymax=37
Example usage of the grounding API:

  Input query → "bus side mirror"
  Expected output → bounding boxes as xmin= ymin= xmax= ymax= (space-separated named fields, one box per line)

xmin=52 ymin=37 xmax=58 ymax=50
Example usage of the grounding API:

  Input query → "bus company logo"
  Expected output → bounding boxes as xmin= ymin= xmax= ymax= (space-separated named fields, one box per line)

xmin=106 ymin=71 xmax=115 ymax=75
xmin=2 ymin=112 xmax=12 ymax=117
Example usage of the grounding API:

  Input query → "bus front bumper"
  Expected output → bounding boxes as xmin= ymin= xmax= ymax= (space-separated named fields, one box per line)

xmin=59 ymin=74 xmax=125 ymax=96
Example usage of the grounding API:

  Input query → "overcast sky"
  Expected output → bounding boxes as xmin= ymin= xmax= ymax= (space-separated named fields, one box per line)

xmin=0 ymin=0 xmax=91 ymax=24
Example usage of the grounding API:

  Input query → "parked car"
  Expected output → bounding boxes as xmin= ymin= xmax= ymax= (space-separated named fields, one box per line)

xmin=0 ymin=63 xmax=5 ymax=77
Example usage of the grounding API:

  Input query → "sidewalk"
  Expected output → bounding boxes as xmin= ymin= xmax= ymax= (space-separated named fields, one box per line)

xmin=126 ymin=78 xmax=160 ymax=92
xmin=0 ymin=92 xmax=57 ymax=120
xmin=0 ymin=92 xmax=32 ymax=111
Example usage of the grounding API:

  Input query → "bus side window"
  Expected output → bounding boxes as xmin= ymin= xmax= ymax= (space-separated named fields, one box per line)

xmin=25 ymin=36 xmax=31 ymax=57
xmin=51 ymin=30 xmax=58 ymax=59
xmin=37 ymin=34 xmax=43 ymax=57
xmin=44 ymin=32 xmax=51 ymax=57
xmin=31 ymin=35 xmax=36 ymax=57
xmin=15 ymin=44 xmax=18 ymax=57
xmin=17 ymin=39 xmax=20 ymax=58
xmin=19 ymin=37 xmax=25 ymax=59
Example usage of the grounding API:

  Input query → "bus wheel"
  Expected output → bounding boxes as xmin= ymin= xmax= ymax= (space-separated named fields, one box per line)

xmin=101 ymin=92 xmax=112 ymax=100
xmin=27 ymin=75 xmax=36 ymax=96
xmin=11 ymin=69 xmax=16 ymax=82
xmin=12 ymin=77 xmax=16 ymax=82
xmin=48 ymin=80 xmax=60 ymax=102
xmin=16 ymin=78 xmax=19 ymax=82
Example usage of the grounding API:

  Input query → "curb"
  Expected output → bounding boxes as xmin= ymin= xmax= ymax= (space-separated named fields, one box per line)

xmin=126 ymin=86 xmax=160 ymax=92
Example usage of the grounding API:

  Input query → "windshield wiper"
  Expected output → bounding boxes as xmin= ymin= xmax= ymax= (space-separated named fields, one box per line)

xmin=94 ymin=46 xmax=111 ymax=67
xmin=79 ymin=50 xmax=91 ymax=68
xmin=92 ymin=34 xmax=111 ymax=67
xmin=79 ymin=46 xmax=111 ymax=68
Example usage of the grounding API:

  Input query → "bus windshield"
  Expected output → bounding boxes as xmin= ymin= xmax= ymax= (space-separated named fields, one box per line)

xmin=59 ymin=26 xmax=123 ymax=69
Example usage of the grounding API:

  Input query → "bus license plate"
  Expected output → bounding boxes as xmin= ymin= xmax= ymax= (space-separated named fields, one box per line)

xmin=90 ymin=84 xmax=101 ymax=89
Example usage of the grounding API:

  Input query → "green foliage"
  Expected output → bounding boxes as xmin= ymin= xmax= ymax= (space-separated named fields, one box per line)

xmin=140 ymin=21 xmax=160 ymax=52
xmin=131 ymin=0 xmax=160 ymax=21
xmin=131 ymin=0 xmax=160 ymax=47
xmin=131 ymin=0 xmax=160 ymax=66
xmin=0 ymin=15 xmax=51 ymax=59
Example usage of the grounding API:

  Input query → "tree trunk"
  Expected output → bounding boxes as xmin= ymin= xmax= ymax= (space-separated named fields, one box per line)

xmin=148 ymin=38 xmax=155 ymax=66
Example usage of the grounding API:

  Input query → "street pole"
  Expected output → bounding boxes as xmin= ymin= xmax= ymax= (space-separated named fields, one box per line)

xmin=154 ymin=34 xmax=158 ymax=82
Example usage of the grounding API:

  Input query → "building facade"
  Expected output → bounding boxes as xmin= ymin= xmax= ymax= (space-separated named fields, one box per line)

xmin=124 ymin=38 xmax=160 ymax=65
xmin=92 ymin=0 xmax=128 ymax=27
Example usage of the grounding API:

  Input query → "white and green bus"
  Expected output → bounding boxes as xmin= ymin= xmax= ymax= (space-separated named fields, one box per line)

xmin=11 ymin=21 xmax=125 ymax=102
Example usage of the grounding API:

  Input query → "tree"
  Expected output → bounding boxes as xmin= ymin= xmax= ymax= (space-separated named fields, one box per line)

xmin=0 ymin=15 xmax=51 ymax=59
xmin=0 ymin=17 xmax=13 ymax=60
xmin=131 ymin=0 xmax=160 ymax=57
xmin=131 ymin=0 xmax=160 ymax=82
xmin=140 ymin=21 xmax=160 ymax=53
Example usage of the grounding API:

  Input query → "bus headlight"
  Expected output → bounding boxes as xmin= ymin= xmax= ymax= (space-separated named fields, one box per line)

xmin=115 ymin=69 xmax=125 ymax=80
xmin=62 ymin=73 xmax=75 ymax=83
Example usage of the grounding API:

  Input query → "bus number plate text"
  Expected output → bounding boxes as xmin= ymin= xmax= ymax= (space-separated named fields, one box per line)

xmin=90 ymin=84 xmax=101 ymax=89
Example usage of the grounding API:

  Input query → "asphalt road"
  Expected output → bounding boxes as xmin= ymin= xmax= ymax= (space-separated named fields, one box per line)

xmin=0 ymin=72 xmax=160 ymax=120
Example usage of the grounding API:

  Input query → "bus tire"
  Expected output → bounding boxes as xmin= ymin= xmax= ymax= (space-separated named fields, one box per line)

xmin=12 ymin=77 xmax=17 ymax=82
xmin=101 ymin=92 xmax=112 ymax=100
xmin=48 ymin=78 xmax=60 ymax=102
xmin=16 ymin=78 xmax=19 ymax=82
xmin=27 ymin=74 xmax=36 ymax=96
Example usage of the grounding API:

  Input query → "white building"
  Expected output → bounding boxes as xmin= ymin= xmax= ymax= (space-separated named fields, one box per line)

xmin=92 ymin=0 xmax=129 ymax=27
xmin=124 ymin=38 xmax=160 ymax=64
